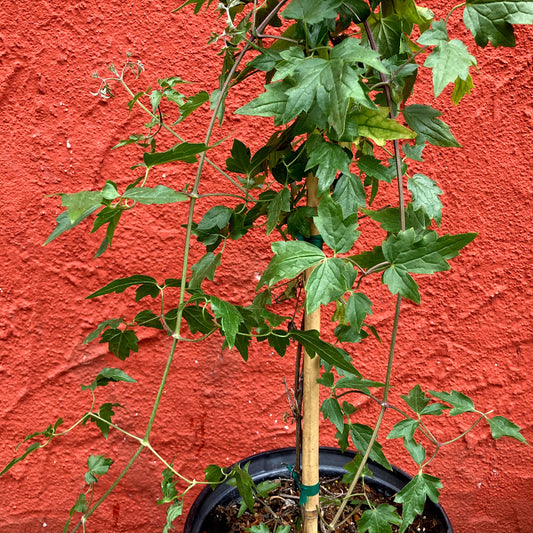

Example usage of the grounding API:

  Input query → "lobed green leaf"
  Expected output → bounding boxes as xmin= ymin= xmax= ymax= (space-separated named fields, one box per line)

xmin=81 ymin=367 xmax=136 ymax=391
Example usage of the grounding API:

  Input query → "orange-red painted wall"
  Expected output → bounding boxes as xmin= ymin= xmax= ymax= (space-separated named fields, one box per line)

xmin=0 ymin=1 xmax=532 ymax=532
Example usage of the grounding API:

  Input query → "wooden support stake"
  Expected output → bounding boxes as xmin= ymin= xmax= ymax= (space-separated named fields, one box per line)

xmin=302 ymin=174 xmax=320 ymax=533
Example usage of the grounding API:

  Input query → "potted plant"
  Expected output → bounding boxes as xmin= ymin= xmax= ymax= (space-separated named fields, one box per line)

xmin=1 ymin=1 xmax=530 ymax=532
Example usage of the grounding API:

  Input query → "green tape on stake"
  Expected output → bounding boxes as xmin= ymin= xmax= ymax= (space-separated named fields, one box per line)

xmin=285 ymin=465 xmax=319 ymax=505
xmin=299 ymin=482 xmax=320 ymax=505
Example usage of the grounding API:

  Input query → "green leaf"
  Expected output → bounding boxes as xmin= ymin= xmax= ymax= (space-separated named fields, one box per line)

xmin=92 ymin=206 xmax=123 ymax=233
xmin=403 ymin=139 xmax=426 ymax=162
xmin=349 ymin=424 xmax=392 ymax=470
xmin=162 ymin=500 xmax=184 ymax=533
xmin=88 ymin=403 xmax=121 ymax=439
xmin=83 ymin=318 xmax=124 ymax=344
xmin=100 ymin=329 xmax=139 ymax=361
xmin=210 ymin=296 xmax=243 ymax=349
xmin=340 ymin=0 xmax=371 ymax=23
xmin=85 ymin=454 xmax=113 ymax=484
xmin=290 ymin=329 xmax=359 ymax=376
xmin=134 ymin=309 xmax=164 ymax=329
xmin=44 ymin=207 xmax=100 ymax=245
xmin=181 ymin=306 xmax=217 ymax=335
xmin=383 ymin=229 xmax=477 ymax=274
xmin=382 ymin=266 xmax=420 ymax=302
xmin=282 ymin=0 xmax=342 ymax=24
xmin=351 ymin=107 xmax=416 ymax=145
xmin=330 ymin=38 xmax=389 ymax=74
xmin=420 ymin=402 xmax=447 ymax=416
xmin=428 ymin=389 xmax=476 ymax=415
xmin=173 ymin=90 xmax=209 ymax=123
xmin=321 ymin=397 xmax=345 ymax=432
xmin=235 ymin=81 xmax=290 ymax=123
xmin=463 ymin=0 xmax=533 ymax=48
xmin=366 ymin=14 xmax=403 ymax=58
xmin=394 ymin=474 xmax=442 ymax=533
xmin=266 ymin=188 xmax=291 ymax=235
xmin=158 ymin=466 xmax=178 ymax=505
xmin=287 ymin=56 xmax=372 ymax=136
xmin=349 ymin=246 xmax=386 ymax=271
xmin=256 ymin=480 xmax=281 ymax=499
xmin=258 ymin=240 xmax=325 ymax=288
xmin=401 ymin=385 xmax=429 ymax=414
xmin=87 ymin=275 xmax=160 ymax=299
xmin=161 ymin=87 xmax=186 ymax=108
xmin=452 ymin=74 xmax=474 ymax=105
xmin=63 ymin=494 xmax=88 ymax=533
xmin=334 ymin=375 xmax=385 ymax=395
xmin=360 ymin=206 xmax=429 ymax=233
xmin=127 ymin=91 xmax=145 ymax=112
xmin=403 ymin=104 xmax=461 ymax=147
xmin=404 ymin=439 xmax=426 ymax=466
xmin=232 ymin=464 xmax=255 ymax=512
xmin=61 ymin=191 xmax=103 ymax=223
xmin=267 ymin=330 xmax=291 ymax=357
xmin=313 ymin=195 xmax=360 ymax=254
xmin=391 ymin=0 xmax=434 ymax=32
xmin=122 ymin=185 xmax=188 ymax=205
xmin=488 ymin=416 xmax=527 ymax=444
xmin=204 ymin=464 xmax=226 ymax=485
xmin=234 ymin=324 xmax=251 ymax=361
xmin=149 ymin=89 xmax=162 ymax=113
xmin=306 ymin=258 xmax=356 ymax=313
xmin=387 ymin=418 xmax=419 ymax=441
xmin=81 ymin=367 xmax=136 ymax=391
xmin=0 ymin=442 xmax=41 ymax=476
xmin=226 ymin=139 xmax=252 ymax=174
xmin=358 ymin=503 xmax=402 ymax=533
xmin=305 ymin=136 xmax=352 ymax=193
xmin=190 ymin=252 xmax=222 ymax=289
xmin=407 ymin=174 xmax=443 ymax=225
xmin=143 ymin=142 xmax=208 ymax=168
xmin=346 ymin=292 xmax=373 ymax=331
xmin=357 ymin=155 xmax=395 ymax=183
xmin=197 ymin=205 xmax=233 ymax=233
xmin=332 ymin=172 xmax=366 ymax=216
xmin=419 ymin=20 xmax=477 ymax=97
xmin=342 ymin=454 xmax=373 ymax=484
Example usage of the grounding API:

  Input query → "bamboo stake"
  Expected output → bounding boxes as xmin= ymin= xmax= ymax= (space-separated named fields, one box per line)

xmin=302 ymin=174 xmax=320 ymax=533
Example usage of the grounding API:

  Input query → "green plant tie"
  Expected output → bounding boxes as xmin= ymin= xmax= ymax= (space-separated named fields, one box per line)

xmin=296 ymin=233 xmax=324 ymax=250
xmin=286 ymin=465 xmax=320 ymax=505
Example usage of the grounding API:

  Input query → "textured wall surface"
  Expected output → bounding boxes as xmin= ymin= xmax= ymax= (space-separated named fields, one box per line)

xmin=0 ymin=1 xmax=532 ymax=532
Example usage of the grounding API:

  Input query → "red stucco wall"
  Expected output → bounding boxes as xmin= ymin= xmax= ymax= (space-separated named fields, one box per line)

xmin=0 ymin=1 xmax=532 ymax=532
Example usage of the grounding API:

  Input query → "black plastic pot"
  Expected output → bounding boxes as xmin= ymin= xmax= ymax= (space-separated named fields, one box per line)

xmin=184 ymin=447 xmax=453 ymax=532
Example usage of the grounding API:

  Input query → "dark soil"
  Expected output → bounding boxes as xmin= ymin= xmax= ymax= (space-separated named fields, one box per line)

xmin=201 ymin=477 xmax=447 ymax=532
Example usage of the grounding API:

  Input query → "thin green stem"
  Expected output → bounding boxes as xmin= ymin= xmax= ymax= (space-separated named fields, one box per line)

xmin=329 ymin=295 xmax=402 ymax=529
xmin=143 ymin=441 xmax=195 ymax=484
xmin=197 ymin=192 xmax=250 ymax=201
xmin=446 ymin=3 xmax=466 ymax=25
xmin=440 ymin=414 xmax=488 ymax=446
xmin=87 ymin=413 xmax=143 ymax=443
xmin=71 ymin=445 xmax=144 ymax=532
xmin=55 ymin=413 xmax=91 ymax=437
xmin=330 ymin=20 xmax=407 ymax=531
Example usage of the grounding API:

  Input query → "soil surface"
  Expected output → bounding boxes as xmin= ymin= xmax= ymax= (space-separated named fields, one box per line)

xmin=201 ymin=477 xmax=447 ymax=532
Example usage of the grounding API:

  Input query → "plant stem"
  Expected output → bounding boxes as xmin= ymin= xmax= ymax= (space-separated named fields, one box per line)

xmin=329 ymin=295 xmax=402 ymax=530
xmin=71 ymin=445 xmax=144 ymax=532
xmin=329 ymin=20 xmax=407 ymax=531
